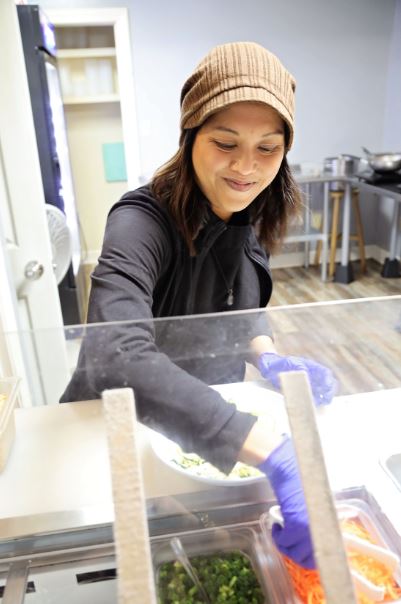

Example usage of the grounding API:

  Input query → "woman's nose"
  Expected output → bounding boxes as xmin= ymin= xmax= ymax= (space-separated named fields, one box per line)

xmin=230 ymin=151 xmax=257 ymax=174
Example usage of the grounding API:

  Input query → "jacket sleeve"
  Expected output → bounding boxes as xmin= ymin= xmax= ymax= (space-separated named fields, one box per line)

xmin=60 ymin=198 xmax=256 ymax=473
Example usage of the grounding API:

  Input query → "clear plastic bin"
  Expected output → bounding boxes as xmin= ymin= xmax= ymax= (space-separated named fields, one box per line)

xmin=259 ymin=498 xmax=401 ymax=604
xmin=0 ymin=377 xmax=20 ymax=472
xmin=338 ymin=499 xmax=401 ymax=601
xmin=151 ymin=522 xmax=296 ymax=603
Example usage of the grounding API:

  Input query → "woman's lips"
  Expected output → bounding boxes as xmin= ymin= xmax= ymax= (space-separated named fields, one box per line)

xmin=224 ymin=178 xmax=255 ymax=192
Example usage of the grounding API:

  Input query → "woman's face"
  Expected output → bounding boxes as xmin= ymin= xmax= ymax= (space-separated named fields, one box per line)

xmin=192 ymin=102 xmax=286 ymax=222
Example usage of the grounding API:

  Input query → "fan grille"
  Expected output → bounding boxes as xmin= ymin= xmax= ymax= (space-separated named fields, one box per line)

xmin=45 ymin=204 xmax=72 ymax=284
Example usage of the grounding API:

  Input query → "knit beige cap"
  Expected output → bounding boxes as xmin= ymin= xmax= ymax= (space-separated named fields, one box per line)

xmin=180 ymin=41 xmax=296 ymax=149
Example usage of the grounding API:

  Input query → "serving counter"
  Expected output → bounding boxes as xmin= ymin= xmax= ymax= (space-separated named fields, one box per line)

xmin=1 ymin=389 xmax=401 ymax=602
xmin=0 ymin=297 xmax=400 ymax=602
xmin=0 ymin=386 xmax=400 ymax=534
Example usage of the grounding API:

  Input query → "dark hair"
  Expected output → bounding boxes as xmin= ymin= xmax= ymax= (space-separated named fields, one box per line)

xmin=151 ymin=127 xmax=302 ymax=256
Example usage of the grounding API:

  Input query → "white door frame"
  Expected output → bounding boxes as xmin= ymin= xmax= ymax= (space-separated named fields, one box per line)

xmin=0 ymin=0 xmax=70 ymax=406
xmin=0 ymin=154 xmax=27 ymax=395
xmin=46 ymin=7 xmax=141 ymax=190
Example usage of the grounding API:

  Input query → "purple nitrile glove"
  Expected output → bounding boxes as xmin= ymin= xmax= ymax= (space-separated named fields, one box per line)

xmin=258 ymin=352 xmax=337 ymax=406
xmin=258 ymin=436 xmax=316 ymax=569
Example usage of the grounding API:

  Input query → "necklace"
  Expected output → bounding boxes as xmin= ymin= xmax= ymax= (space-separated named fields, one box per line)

xmin=210 ymin=248 xmax=234 ymax=306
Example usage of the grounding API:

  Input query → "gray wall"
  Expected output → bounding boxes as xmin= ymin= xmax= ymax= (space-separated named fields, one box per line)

xmin=34 ymin=0 xmax=400 ymax=251
xmin=379 ymin=0 xmax=401 ymax=252
xmin=36 ymin=0 xmax=397 ymax=178
xmin=383 ymin=0 xmax=401 ymax=150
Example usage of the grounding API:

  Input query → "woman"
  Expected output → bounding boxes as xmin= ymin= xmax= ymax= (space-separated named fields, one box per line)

xmin=62 ymin=42 xmax=336 ymax=569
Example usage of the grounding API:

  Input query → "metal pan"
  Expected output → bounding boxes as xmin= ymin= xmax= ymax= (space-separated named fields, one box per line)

xmin=362 ymin=147 xmax=401 ymax=173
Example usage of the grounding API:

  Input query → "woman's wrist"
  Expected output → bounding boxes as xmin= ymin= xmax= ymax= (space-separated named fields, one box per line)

xmin=250 ymin=335 xmax=278 ymax=364
xmin=237 ymin=417 xmax=283 ymax=466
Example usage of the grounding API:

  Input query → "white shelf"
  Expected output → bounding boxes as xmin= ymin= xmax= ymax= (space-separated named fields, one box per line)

xmin=63 ymin=94 xmax=120 ymax=105
xmin=57 ymin=47 xmax=116 ymax=59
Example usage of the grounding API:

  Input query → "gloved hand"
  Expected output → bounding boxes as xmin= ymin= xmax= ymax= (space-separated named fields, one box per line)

xmin=258 ymin=435 xmax=316 ymax=569
xmin=258 ymin=352 xmax=337 ymax=406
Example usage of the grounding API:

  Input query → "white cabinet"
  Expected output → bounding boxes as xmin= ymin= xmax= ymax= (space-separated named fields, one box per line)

xmin=56 ymin=27 xmax=119 ymax=105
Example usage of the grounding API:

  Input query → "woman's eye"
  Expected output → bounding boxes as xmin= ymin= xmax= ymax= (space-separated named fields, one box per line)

xmin=259 ymin=146 xmax=278 ymax=154
xmin=214 ymin=140 xmax=236 ymax=150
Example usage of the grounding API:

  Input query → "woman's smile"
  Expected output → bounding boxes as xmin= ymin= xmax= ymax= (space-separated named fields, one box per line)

xmin=223 ymin=177 xmax=257 ymax=192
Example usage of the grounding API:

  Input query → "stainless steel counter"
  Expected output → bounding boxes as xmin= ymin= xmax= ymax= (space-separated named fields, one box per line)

xmin=0 ymin=486 xmax=400 ymax=604
xmin=293 ymin=172 xmax=401 ymax=282
xmin=1 ymin=385 xmax=401 ymax=601
xmin=356 ymin=179 xmax=401 ymax=277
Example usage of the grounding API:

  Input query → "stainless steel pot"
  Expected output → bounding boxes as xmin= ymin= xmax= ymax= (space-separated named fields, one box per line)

xmin=323 ymin=154 xmax=361 ymax=190
xmin=323 ymin=154 xmax=361 ymax=176
xmin=362 ymin=147 xmax=401 ymax=173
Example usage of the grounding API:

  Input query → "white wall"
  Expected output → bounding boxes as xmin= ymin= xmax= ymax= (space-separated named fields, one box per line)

xmin=35 ymin=0 xmax=397 ymax=179
xmin=30 ymin=0 xmax=401 ymax=253
xmin=379 ymin=0 xmax=401 ymax=252
xmin=383 ymin=0 xmax=401 ymax=150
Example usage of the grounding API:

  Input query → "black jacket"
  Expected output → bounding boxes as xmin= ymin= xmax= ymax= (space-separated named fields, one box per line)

xmin=61 ymin=186 xmax=273 ymax=471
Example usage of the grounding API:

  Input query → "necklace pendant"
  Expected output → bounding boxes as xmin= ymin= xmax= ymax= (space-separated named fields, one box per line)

xmin=226 ymin=289 xmax=234 ymax=306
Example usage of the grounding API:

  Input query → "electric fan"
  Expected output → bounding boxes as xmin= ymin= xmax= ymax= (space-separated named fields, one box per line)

xmin=45 ymin=204 xmax=72 ymax=285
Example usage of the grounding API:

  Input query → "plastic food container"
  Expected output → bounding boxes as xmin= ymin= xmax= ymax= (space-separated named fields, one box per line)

xmin=151 ymin=522 xmax=296 ymax=603
xmin=0 ymin=377 xmax=20 ymax=472
xmin=338 ymin=499 xmax=401 ymax=601
xmin=260 ymin=498 xmax=401 ymax=604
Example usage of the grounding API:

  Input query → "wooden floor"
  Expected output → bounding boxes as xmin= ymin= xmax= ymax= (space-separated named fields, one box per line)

xmin=270 ymin=259 xmax=401 ymax=306
xmin=267 ymin=259 xmax=401 ymax=396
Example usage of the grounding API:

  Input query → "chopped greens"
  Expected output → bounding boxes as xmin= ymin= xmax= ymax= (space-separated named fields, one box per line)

xmin=171 ymin=451 xmax=263 ymax=480
xmin=157 ymin=551 xmax=265 ymax=604
xmin=169 ymin=398 xmax=263 ymax=481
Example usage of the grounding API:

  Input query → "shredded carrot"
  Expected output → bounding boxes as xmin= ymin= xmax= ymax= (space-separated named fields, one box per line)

xmin=282 ymin=518 xmax=401 ymax=604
